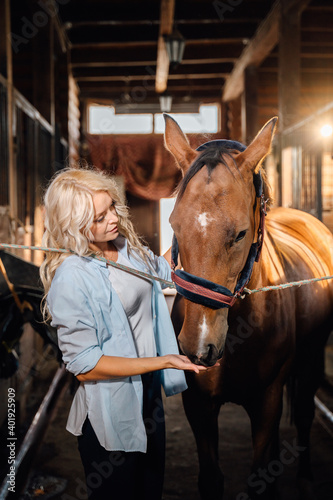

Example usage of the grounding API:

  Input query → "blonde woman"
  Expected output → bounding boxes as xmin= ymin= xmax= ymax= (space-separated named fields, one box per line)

xmin=40 ymin=167 xmax=210 ymax=500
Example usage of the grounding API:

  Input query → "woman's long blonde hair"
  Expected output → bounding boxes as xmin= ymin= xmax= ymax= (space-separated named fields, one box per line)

xmin=40 ymin=166 xmax=152 ymax=316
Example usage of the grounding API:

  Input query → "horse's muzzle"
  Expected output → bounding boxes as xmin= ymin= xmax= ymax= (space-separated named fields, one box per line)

xmin=184 ymin=344 xmax=223 ymax=367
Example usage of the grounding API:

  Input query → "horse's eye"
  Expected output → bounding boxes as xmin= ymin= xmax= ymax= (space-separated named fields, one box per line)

xmin=235 ymin=230 xmax=246 ymax=243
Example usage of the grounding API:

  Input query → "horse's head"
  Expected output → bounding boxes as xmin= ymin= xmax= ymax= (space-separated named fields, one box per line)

xmin=164 ymin=115 xmax=277 ymax=366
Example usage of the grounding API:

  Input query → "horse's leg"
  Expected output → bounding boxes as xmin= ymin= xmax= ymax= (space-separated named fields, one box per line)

xmin=244 ymin=380 xmax=284 ymax=500
xmin=173 ymin=297 xmax=224 ymax=498
xmin=182 ymin=382 xmax=224 ymax=500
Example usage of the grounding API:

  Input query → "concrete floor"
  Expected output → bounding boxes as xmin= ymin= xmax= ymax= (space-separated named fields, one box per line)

xmin=13 ymin=329 xmax=333 ymax=500
xmin=20 ymin=357 xmax=333 ymax=500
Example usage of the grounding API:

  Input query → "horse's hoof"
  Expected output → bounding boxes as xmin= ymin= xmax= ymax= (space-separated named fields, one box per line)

xmin=297 ymin=478 xmax=317 ymax=500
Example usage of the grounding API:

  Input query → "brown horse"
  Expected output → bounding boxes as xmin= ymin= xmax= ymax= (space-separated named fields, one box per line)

xmin=164 ymin=115 xmax=333 ymax=500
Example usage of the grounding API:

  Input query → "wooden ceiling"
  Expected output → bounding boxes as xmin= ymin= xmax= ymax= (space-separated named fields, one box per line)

xmin=55 ymin=0 xmax=333 ymax=112
xmin=57 ymin=0 xmax=280 ymax=109
xmin=54 ymin=0 xmax=333 ymax=114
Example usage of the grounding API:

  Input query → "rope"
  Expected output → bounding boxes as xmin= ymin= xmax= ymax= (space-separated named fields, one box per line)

xmin=0 ymin=243 xmax=176 ymax=288
xmin=1 ymin=242 xmax=333 ymax=296
xmin=243 ymin=275 xmax=333 ymax=296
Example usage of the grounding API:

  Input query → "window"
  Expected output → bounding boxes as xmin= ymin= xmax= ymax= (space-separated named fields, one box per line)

xmin=89 ymin=106 xmax=153 ymax=134
xmin=154 ymin=105 xmax=218 ymax=133
xmin=88 ymin=104 xmax=219 ymax=135
xmin=159 ymin=197 xmax=176 ymax=255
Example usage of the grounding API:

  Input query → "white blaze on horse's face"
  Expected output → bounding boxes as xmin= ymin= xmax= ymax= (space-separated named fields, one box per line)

xmin=199 ymin=315 xmax=208 ymax=345
xmin=196 ymin=312 xmax=228 ymax=360
xmin=197 ymin=212 xmax=214 ymax=233
xmin=196 ymin=315 xmax=209 ymax=361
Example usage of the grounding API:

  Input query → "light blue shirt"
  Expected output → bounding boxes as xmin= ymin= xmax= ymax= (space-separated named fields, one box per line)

xmin=47 ymin=236 xmax=187 ymax=452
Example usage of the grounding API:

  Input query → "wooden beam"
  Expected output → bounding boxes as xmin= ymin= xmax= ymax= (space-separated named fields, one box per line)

xmin=53 ymin=7 xmax=70 ymax=53
xmin=155 ymin=0 xmax=175 ymax=94
xmin=50 ymin=20 xmax=55 ymax=169
xmin=0 ymin=1 xmax=7 ymax=76
xmin=70 ymin=41 xmax=242 ymax=68
xmin=71 ymin=58 xmax=236 ymax=70
xmin=278 ymin=0 xmax=301 ymax=129
xmin=84 ymin=63 xmax=231 ymax=76
xmin=33 ymin=26 xmax=52 ymax=124
xmin=301 ymin=31 xmax=333 ymax=45
xmin=222 ymin=0 xmax=312 ymax=102
xmin=72 ymin=40 xmax=156 ymax=50
xmin=66 ymin=16 xmax=260 ymax=29
xmin=72 ymin=60 xmax=156 ymax=69
xmin=5 ymin=0 xmax=17 ymax=222
xmin=72 ymin=62 xmax=232 ymax=79
xmin=75 ymin=73 xmax=228 ymax=83
xmin=65 ymin=11 xmax=264 ymax=30
xmin=242 ymin=65 xmax=258 ymax=144
xmin=302 ymin=45 xmax=333 ymax=57
xmin=71 ymin=38 xmax=244 ymax=50
xmin=79 ymin=93 xmax=221 ymax=102
xmin=77 ymin=82 xmax=223 ymax=92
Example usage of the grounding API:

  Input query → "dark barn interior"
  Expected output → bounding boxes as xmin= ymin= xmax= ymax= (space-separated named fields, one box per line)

xmin=1 ymin=0 xmax=333 ymax=499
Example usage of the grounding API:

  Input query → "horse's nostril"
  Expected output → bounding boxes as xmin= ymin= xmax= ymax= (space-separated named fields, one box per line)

xmin=178 ymin=338 xmax=221 ymax=367
xmin=208 ymin=343 xmax=218 ymax=360
xmin=198 ymin=344 xmax=219 ymax=367
xmin=190 ymin=345 xmax=220 ymax=367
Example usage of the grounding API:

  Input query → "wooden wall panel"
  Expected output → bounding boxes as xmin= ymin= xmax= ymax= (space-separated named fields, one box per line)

xmin=0 ymin=81 xmax=9 ymax=206
xmin=68 ymin=73 xmax=80 ymax=161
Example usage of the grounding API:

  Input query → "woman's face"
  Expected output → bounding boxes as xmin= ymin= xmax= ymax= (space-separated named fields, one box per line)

xmin=90 ymin=191 xmax=119 ymax=248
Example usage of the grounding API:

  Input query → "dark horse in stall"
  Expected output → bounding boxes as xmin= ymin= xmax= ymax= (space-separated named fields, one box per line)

xmin=0 ymin=250 xmax=58 ymax=379
xmin=164 ymin=115 xmax=333 ymax=500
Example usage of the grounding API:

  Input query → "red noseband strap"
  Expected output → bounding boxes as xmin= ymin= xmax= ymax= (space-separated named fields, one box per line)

xmin=171 ymin=270 xmax=239 ymax=309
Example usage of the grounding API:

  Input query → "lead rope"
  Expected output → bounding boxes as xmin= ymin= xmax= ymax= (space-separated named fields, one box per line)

xmin=0 ymin=243 xmax=175 ymax=288
xmin=1 ymin=243 xmax=333 ymax=295
xmin=242 ymin=274 xmax=333 ymax=296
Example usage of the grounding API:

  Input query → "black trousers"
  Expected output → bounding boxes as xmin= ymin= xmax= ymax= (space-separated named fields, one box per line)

xmin=77 ymin=372 xmax=165 ymax=500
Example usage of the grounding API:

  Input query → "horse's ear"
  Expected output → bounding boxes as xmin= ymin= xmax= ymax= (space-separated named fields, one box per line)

xmin=238 ymin=117 xmax=278 ymax=173
xmin=163 ymin=114 xmax=198 ymax=174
